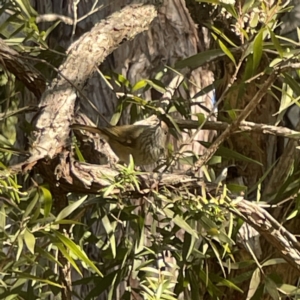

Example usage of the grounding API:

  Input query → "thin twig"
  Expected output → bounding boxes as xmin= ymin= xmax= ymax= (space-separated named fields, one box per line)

xmin=36 ymin=14 xmax=73 ymax=25
xmin=176 ymin=119 xmax=300 ymax=140
xmin=188 ymin=72 xmax=277 ymax=174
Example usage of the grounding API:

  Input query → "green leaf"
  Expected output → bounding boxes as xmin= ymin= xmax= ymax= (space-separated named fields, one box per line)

xmin=268 ymin=29 xmax=283 ymax=57
xmin=74 ymin=143 xmax=85 ymax=162
xmin=42 ymin=20 xmax=60 ymax=41
xmin=54 ymin=231 xmax=103 ymax=277
xmin=192 ymin=80 xmax=222 ymax=99
xmin=162 ymin=207 xmax=198 ymax=238
xmin=196 ymin=113 xmax=206 ymax=126
xmin=54 ymin=220 xmax=84 ymax=225
xmin=16 ymin=235 xmax=23 ymax=261
xmin=210 ymin=25 xmax=238 ymax=47
xmin=242 ymin=55 xmax=254 ymax=81
xmin=196 ymin=0 xmax=218 ymax=3
xmin=250 ymin=13 xmax=259 ymax=28
xmin=54 ymin=241 xmax=82 ymax=276
xmin=102 ymin=184 xmax=116 ymax=198
xmin=222 ymin=4 xmax=238 ymax=19
xmin=283 ymin=73 xmax=300 ymax=97
xmin=108 ymin=270 xmax=120 ymax=300
xmin=250 ymin=284 xmax=264 ymax=300
xmin=23 ymin=228 xmax=35 ymax=254
xmin=209 ymin=240 xmax=226 ymax=277
xmin=101 ymin=215 xmax=116 ymax=259
xmin=35 ymin=246 xmax=63 ymax=266
xmin=55 ymin=196 xmax=87 ymax=222
xmin=0 ymin=205 xmax=5 ymax=229
xmin=248 ymin=268 xmax=261 ymax=299
xmin=261 ymin=258 xmax=286 ymax=267
xmin=253 ymin=30 xmax=263 ymax=71
xmin=165 ymin=114 xmax=181 ymax=135
xmin=40 ymin=186 xmax=52 ymax=217
xmin=115 ymin=73 xmax=130 ymax=88
xmin=132 ymin=79 xmax=148 ymax=92
xmin=14 ymin=271 xmax=62 ymax=288
xmin=265 ymin=277 xmax=280 ymax=300
xmin=200 ymin=142 xmax=263 ymax=165
xmin=145 ymin=79 xmax=166 ymax=94
xmin=23 ymin=191 xmax=39 ymax=219
xmin=14 ymin=0 xmax=37 ymax=18
xmin=286 ymin=208 xmax=298 ymax=220
xmin=217 ymin=38 xmax=236 ymax=66
xmin=278 ymin=284 xmax=300 ymax=296
xmin=199 ymin=215 xmax=219 ymax=232
xmin=212 ymin=275 xmax=243 ymax=292
xmin=85 ymin=271 xmax=118 ymax=300
xmin=242 ymin=0 xmax=255 ymax=13
xmin=182 ymin=231 xmax=195 ymax=261
xmin=175 ymin=49 xmax=227 ymax=70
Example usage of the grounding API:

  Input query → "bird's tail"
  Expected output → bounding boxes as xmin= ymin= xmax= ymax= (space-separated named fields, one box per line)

xmin=70 ymin=124 xmax=103 ymax=135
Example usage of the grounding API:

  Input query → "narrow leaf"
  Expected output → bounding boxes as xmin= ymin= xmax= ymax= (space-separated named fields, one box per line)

xmin=40 ymin=186 xmax=52 ymax=217
xmin=253 ymin=30 xmax=263 ymax=71
xmin=175 ymin=49 xmax=226 ymax=70
xmin=24 ymin=229 xmax=35 ymax=254
xmin=23 ymin=192 xmax=39 ymax=219
xmin=54 ymin=231 xmax=103 ymax=276
xmin=162 ymin=207 xmax=198 ymax=238
xmin=55 ymin=196 xmax=87 ymax=222
xmin=218 ymin=38 xmax=236 ymax=66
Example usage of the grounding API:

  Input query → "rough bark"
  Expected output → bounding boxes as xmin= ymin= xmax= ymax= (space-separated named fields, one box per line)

xmin=25 ymin=4 xmax=157 ymax=169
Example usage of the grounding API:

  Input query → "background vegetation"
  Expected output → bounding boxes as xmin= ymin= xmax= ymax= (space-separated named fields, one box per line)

xmin=1 ymin=0 xmax=300 ymax=299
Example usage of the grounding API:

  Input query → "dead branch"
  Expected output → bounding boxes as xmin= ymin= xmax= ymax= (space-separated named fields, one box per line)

xmin=36 ymin=14 xmax=73 ymax=24
xmin=177 ymin=119 xmax=300 ymax=140
xmin=231 ymin=200 xmax=300 ymax=274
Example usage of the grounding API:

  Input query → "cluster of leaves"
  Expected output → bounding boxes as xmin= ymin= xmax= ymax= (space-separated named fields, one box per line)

xmin=2 ymin=0 xmax=300 ymax=300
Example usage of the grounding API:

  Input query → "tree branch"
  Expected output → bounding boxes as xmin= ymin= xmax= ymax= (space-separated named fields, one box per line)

xmin=35 ymin=155 xmax=300 ymax=274
xmin=23 ymin=4 xmax=157 ymax=170
xmin=188 ymin=71 xmax=277 ymax=174
xmin=177 ymin=119 xmax=300 ymax=140
xmin=231 ymin=199 xmax=300 ymax=274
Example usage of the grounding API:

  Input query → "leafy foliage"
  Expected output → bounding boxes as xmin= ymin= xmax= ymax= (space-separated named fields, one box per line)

xmin=1 ymin=0 xmax=300 ymax=299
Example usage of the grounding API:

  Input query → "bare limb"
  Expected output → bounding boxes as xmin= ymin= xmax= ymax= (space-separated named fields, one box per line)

xmin=36 ymin=14 xmax=73 ymax=24
xmin=231 ymin=199 xmax=300 ymax=274
xmin=176 ymin=119 xmax=300 ymax=140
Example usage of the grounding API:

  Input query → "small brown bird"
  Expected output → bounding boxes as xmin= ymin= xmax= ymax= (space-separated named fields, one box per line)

xmin=71 ymin=120 xmax=168 ymax=166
